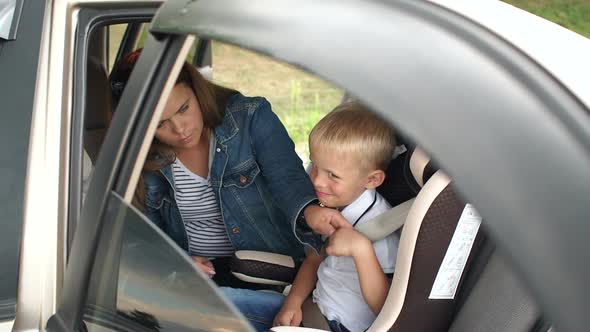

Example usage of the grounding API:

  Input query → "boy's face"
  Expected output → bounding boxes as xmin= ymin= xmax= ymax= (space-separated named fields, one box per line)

xmin=309 ymin=149 xmax=379 ymax=209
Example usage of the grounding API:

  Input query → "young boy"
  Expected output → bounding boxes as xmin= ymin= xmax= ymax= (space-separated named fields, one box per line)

xmin=273 ymin=101 xmax=398 ymax=332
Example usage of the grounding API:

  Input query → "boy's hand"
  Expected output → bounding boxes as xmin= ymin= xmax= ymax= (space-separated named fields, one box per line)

xmin=191 ymin=256 xmax=215 ymax=278
xmin=303 ymin=204 xmax=351 ymax=236
xmin=273 ymin=305 xmax=303 ymax=327
xmin=325 ymin=228 xmax=372 ymax=258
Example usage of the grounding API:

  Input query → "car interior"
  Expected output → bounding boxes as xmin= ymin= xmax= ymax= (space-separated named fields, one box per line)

xmin=73 ymin=16 xmax=548 ymax=332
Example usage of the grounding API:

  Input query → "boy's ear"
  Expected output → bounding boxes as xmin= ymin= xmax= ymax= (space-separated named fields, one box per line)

xmin=365 ymin=169 xmax=386 ymax=189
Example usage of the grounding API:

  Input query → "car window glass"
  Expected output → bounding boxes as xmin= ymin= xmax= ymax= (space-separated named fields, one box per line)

xmin=108 ymin=24 xmax=128 ymax=72
xmin=108 ymin=23 xmax=153 ymax=73
xmin=84 ymin=192 xmax=253 ymax=332
xmin=82 ymin=24 xmax=196 ymax=203
xmin=105 ymin=22 xmax=198 ymax=81
xmin=210 ymin=41 xmax=344 ymax=164
xmin=83 ymin=21 xmax=151 ymax=207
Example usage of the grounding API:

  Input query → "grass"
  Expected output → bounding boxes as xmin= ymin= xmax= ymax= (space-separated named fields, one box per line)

xmin=502 ymin=0 xmax=590 ymax=38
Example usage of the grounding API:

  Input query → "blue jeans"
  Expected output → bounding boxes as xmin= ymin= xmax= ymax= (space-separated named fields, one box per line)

xmin=221 ymin=287 xmax=286 ymax=332
xmin=327 ymin=320 xmax=352 ymax=332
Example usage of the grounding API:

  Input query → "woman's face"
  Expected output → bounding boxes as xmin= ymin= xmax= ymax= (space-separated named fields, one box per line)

xmin=155 ymin=83 xmax=205 ymax=151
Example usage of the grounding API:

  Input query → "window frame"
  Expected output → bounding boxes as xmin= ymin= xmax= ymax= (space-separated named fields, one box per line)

xmin=51 ymin=28 xmax=189 ymax=330
xmin=68 ymin=6 xmax=158 ymax=252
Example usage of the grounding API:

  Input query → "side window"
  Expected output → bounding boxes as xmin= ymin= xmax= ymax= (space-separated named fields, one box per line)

xmin=210 ymin=41 xmax=344 ymax=164
xmin=75 ymin=34 xmax=253 ymax=331
xmin=83 ymin=22 xmax=150 ymax=197
xmin=106 ymin=23 xmax=151 ymax=73
xmin=107 ymin=24 xmax=129 ymax=72
xmin=83 ymin=193 xmax=251 ymax=332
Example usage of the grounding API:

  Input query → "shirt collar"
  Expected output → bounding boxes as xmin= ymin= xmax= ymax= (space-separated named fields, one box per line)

xmin=340 ymin=189 xmax=376 ymax=225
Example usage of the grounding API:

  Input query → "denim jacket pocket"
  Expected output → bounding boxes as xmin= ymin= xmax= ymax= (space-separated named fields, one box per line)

xmin=222 ymin=158 xmax=260 ymax=188
xmin=145 ymin=188 xmax=167 ymax=209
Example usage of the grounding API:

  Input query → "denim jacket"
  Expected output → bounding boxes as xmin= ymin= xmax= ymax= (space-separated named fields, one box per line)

xmin=143 ymin=94 xmax=322 ymax=260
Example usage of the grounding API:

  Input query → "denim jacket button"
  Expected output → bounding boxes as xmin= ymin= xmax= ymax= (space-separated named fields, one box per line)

xmin=216 ymin=147 xmax=221 ymax=152
xmin=239 ymin=175 xmax=247 ymax=184
xmin=232 ymin=226 xmax=240 ymax=234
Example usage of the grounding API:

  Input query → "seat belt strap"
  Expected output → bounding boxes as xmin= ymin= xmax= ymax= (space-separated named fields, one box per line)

xmin=355 ymin=198 xmax=415 ymax=242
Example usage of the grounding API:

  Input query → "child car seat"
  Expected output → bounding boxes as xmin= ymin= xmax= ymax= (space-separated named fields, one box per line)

xmin=270 ymin=147 xmax=485 ymax=331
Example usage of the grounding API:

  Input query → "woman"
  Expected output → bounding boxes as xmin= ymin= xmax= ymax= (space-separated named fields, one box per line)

xmin=109 ymin=49 xmax=348 ymax=287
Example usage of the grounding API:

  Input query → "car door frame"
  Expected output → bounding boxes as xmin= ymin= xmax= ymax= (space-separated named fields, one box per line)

xmin=68 ymin=4 xmax=158 ymax=254
xmin=47 ymin=26 xmax=191 ymax=332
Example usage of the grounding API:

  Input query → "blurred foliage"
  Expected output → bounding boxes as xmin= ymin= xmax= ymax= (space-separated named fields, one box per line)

xmin=502 ymin=0 xmax=590 ymax=38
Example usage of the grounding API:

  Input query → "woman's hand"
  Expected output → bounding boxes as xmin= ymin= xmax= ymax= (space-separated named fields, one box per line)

xmin=273 ymin=304 xmax=303 ymax=327
xmin=325 ymin=228 xmax=372 ymax=258
xmin=303 ymin=204 xmax=351 ymax=236
xmin=191 ymin=256 xmax=216 ymax=278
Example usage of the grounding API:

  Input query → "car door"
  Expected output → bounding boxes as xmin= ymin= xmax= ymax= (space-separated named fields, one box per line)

xmin=7 ymin=1 xmax=243 ymax=331
xmin=46 ymin=5 xmax=253 ymax=328
xmin=52 ymin=0 xmax=590 ymax=331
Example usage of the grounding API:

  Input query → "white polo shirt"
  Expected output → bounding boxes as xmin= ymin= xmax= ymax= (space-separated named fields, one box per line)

xmin=313 ymin=189 xmax=398 ymax=332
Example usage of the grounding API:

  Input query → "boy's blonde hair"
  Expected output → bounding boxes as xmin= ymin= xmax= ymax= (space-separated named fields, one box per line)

xmin=309 ymin=101 xmax=396 ymax=171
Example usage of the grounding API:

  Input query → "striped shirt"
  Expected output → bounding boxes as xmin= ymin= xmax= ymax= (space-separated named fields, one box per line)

xmin=172 ymin=159 xmax=234 ymax=257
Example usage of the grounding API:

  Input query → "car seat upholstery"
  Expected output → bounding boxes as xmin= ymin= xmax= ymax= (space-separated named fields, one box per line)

xmin=83 ymin=56 xmax=111 ymax=164
xmin=270 ymin=147 xmax=485 ymax=332
xmin=449 ymin=250 xmax=542 ymax=332
xmin=370 ymin=154 xmax=485 ymax=331
xmin=377 ymin=145 xmax=419 ymax=206
xmin=229 ymin=251 xmax=298 ymax=287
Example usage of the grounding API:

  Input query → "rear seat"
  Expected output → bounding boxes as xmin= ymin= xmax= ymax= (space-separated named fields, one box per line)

xmin=84 ymin=56 xmax=111 ymax=164
xmin=81 ymin=57 xmax=112 ymax=201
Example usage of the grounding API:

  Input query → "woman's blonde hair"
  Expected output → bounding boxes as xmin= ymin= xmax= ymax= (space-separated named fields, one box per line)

xmin=309 ymin=101 xmax=396 ymax=171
